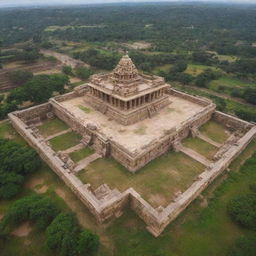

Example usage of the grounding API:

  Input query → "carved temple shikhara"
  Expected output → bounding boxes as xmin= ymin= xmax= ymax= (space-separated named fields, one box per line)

xmin=86 ymin=55 xmax=170 ymax=125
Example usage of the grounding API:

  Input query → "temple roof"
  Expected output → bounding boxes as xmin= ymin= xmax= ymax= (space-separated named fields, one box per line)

xmin=113 ymin=55 xmax=139 ymax=80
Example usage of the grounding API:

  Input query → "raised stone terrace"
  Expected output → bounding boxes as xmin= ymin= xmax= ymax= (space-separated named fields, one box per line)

xmin=58 ymin=94 xmax=204 ymax=154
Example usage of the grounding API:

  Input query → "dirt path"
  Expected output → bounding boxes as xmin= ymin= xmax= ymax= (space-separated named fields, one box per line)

xmin=40 ymin=49 xmax=90 ymax=68
xmin=12 ymin=222 xmax=32 ymax=237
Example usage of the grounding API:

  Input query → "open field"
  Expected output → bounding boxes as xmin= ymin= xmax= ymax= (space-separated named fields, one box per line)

xmin=49 ymin=131 xmax=82 ymax=151
xmin=209 ymin=76 xmax=256 ymax=90
xmin=185 ymin=64 xmax=220 ymax=76
xmin=199 ymin=120 xmax=230 ymax=144
xmin=182 ymin=137 xmax=219 ymax=159
xmin=78 ymin=152 xmax=205 ymax=207
xmin=38 ymin=118 xmax=69 ymax=137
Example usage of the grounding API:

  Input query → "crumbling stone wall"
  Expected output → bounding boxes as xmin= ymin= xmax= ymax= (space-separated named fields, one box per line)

xmin=213 ymin=111 xmax=253 ymax=132
xmin=16 ymin=103 xmax=53 ymax=125
xmin=8 ymin=105 xmax=256 ymax=237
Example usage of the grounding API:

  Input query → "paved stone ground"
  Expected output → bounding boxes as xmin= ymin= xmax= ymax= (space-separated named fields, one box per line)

xmin=179 ymin=145 xmax=212 ymax=166
xmin=74 ymin=153 xmax=102 ymax=173
xmin=59 ymin=95 xmax=204 ymax=154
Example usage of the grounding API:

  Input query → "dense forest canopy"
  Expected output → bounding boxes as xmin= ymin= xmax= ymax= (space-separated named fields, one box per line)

xmin=0 ymin=3 xmax=256 ymax=55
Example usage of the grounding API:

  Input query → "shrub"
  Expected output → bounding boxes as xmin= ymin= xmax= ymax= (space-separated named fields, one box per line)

xmin=46 ymin=213 xmax=79 ymax=256
xmin=74 ymin=66 xmax=92 ymax=80
xmin=227 ymin=193 xmax=256 ymax=230
xmin=0 ymin=139 xmax=41 ymax=199
xmin=228 ymin=235 xmax=256 ymax=256
xmin=0 ymin=195 xmax=60 ymax=231
xmin=62 ymin=65 xmax=73 ymax=76
xmin=77 ymin=230 xmax=99 ymax=255
xmin=46 ymin=213 xmax=99 ymax=256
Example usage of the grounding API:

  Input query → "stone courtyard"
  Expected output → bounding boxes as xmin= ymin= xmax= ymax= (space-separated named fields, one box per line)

xmin=58 ymin=93 xmax=204 ymax=154
xmin=8 ymin=54 xmax=256 ymax=236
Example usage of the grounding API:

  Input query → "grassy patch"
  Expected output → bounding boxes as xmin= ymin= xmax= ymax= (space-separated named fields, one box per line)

xmin=153 ymin=64 xmax=172 ymax=74
xmin=49 ymin=131 xmax=82 ymax=151
xmin=199 ymin=120 xmax=230 ymax=144
xmin=217 ymin=54 xmax=237 ymax=62
xmin=78 ymin=151 xmax=204 ymax=207
xmin=208 ymin=76 xmax=256 ymax=91
xmin=78 ymin=105 xmax=91 ymax=113
xmin=38 ymin=119 xmax=69 ymax=138
xmin=182 ymin=137 xmax=219 ymax=159
xmin=104 ymin=140 xmax=256 ymax=256
xmin=69 ymin=147 xmax=95 ymax=162
xmin=0 ymin=121 xmax=26 ymax=145
xmin=185 ymin=64 xmax=220 ymax=76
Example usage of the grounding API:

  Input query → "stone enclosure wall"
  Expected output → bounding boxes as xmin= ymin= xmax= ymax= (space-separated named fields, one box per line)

xmin=8 ymin=86 xmax=256 ymax=237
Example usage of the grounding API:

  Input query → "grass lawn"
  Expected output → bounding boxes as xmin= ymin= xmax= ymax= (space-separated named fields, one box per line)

xmin=185 ymin=64 xmax=220 ymax=76
xmin=49 ymin=131 xmax=82 ymax=151
xmin=38 ymin=118 xmax=69 ymax=138
xmin=0 ymin=121 xmax=26 ymax=145
xmin=78 ymin=151 xmax=205 ymax=207
xmin=182 ymin=137 xmax=219 ymax=159
xmin=199 ymin=120 xmax=230 ymax=144
xmin=69 ymin=147 xmax=95 ymax=162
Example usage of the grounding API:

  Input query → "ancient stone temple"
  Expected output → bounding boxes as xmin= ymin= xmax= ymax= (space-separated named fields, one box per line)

xmin=9 ymin=53 xmax=256 ymax=237
xmin=86 ymin=55 xmax=170 ymax=125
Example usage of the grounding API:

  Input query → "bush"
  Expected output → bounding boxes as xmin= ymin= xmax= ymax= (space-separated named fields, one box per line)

xmin=1 ymin=195 xmax=60 ymax=231
xmin=46 ymin=213 xmax=79 ymax=256
xmin=243 ymin=88 xmax=256 ymax=105
xmin=0 ymin=139 xmax=41 ymax=199
xmin=228 ymin=235 xmax=256 ymax=256
xmin=0 ymin=170 xmax=24 ymax=199
xmin=46 ymin=213 xmax=99 ymax=256
xmin=62 ymin=65 xmax=73 ymax=76
xmin=78 ymin=230 xmax=99 ymax=255
xmin=234 ymin=109 xmax=256 ymax=122
xmin=74 ymin=66 xmax=92 ymax=80
xmin=195 ymin=69 xmax=220 ymax=87
xmin=227 ymin=193 xmax=256 ymax=230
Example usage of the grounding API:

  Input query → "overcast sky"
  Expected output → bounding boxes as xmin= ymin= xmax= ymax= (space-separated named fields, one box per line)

xmin=1 ymin=0 xmax=256 ymax=8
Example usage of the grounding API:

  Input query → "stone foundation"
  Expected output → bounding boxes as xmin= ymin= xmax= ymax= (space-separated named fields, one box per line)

xmin=8 ymin=108 xmax=256 ymax=236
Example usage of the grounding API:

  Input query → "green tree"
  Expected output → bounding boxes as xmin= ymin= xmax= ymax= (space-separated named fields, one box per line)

xmin=227 ymin=193 xmax=256 ymax=230
xmin=62 ymin=65 xmax=73 ymax=76
xmin=74 ymin=66 xmax=92 ymax=80
xmin=77 ymin=230 xmax=99 ymax=255
xmin=228 ymin=235 xmax=256 ymax=256
xmin=243 ymin=88 xmax=256 ymax=105
xmin=46 ymin=213 xmax=79 ymax=256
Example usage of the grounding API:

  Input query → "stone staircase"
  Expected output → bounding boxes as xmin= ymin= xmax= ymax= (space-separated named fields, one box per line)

xmin=147 ymin=105 xmax=157 ymax=118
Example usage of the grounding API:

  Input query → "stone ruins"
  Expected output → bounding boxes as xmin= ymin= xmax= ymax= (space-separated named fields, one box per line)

xmin=9 ymin=55 xmax=256 ymax=236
